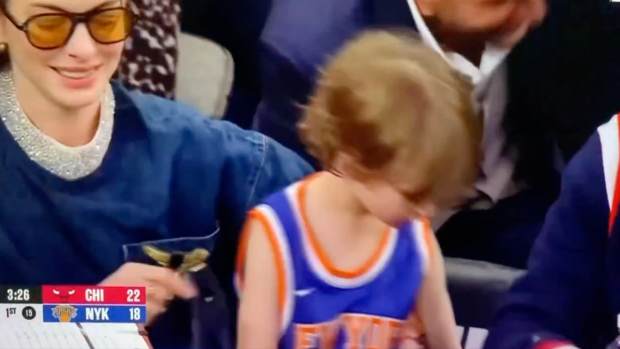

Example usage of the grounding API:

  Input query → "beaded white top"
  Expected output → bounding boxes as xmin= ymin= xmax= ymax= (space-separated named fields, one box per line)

xmin=0 ymin=69 xmax=115 ymax=180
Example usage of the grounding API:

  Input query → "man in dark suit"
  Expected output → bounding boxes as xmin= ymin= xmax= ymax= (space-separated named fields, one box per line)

xmin=252 ymin=0 xmax=620 ymax=268
xmin=180 ymin=0 xmax=272 ymax=128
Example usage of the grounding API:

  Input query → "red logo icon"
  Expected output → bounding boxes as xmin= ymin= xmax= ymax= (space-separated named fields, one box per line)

xmin=51 ymin=288 xmax=77 ymax=303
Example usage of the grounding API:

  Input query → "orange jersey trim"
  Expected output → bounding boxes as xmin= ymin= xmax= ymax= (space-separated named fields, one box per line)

xmin=296 ymin=176 xmax=393 ymax=279
xmin=236 ymin=209 xmax=288 ymax=313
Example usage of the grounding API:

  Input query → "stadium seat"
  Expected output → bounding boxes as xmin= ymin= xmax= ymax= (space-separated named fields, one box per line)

xmin=446 ymin=258 xmax=524 ymax=348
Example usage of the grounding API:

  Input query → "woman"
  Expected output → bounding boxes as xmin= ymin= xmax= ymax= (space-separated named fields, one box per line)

xmin=0 ymin=0 xmax=310 ymax=347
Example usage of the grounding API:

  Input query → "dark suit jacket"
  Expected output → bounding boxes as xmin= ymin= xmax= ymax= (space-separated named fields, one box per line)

xmin=180 ymin=0 xmax=273 ymax=127
xmin=254 ymin=0 xmax=620 ymax=192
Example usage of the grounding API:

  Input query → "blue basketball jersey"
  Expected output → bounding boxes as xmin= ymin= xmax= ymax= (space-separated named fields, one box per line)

xmin=237 ymin=179 xmax=432 ymax=349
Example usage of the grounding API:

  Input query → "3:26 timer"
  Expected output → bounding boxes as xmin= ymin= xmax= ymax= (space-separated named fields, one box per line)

xmin=6 ymin=288 xmax=30 ymax=302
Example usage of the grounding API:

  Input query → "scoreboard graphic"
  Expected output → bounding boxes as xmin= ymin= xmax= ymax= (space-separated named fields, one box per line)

xmin=0 ymin=286 xmax=146 ymax=323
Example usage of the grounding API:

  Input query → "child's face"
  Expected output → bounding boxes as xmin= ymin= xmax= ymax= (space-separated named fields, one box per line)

xmin=348 ymin=173 xmax=437 ymax=228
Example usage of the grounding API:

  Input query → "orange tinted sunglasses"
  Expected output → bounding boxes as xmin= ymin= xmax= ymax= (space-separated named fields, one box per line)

xmin=2 ymin=6 xmax=135 ymax=50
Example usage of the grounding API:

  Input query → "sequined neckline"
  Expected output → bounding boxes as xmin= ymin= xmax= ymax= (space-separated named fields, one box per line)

xmin=0 ymin=69 xmax=115 ymax=181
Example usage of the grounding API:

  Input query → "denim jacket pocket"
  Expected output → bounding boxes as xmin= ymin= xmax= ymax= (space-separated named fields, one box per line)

xmin=122 ymin=227 xmax=219 ymax=268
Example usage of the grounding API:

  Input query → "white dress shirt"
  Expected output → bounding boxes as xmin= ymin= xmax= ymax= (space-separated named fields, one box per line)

xmin=407 ymin=0 xmax=522 ymax=213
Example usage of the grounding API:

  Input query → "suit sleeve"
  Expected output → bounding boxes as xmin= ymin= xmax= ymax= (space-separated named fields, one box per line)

xmin=484 ymin=133 xmax=609 ymax=349
xmin=252 ymin=41 xmax=318 ymax=165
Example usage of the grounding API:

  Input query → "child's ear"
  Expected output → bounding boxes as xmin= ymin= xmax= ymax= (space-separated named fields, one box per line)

xmin=331 ymin=152 xmax=354 ymax=177
xmin=332 ymin=152 xmax=369 ymax=179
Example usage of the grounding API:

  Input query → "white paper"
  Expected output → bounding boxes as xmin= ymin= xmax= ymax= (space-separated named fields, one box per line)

xmin=81 ymin=323 xmax=149 ymax=349
xmin=0 ymin=323 xmax=149 ymax=349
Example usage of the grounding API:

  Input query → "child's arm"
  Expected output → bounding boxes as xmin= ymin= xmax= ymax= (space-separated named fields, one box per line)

xmin=414 ymin=232 xmax=461 ymax=349
xmin=236 ymin=211 xmax=281 ymax=349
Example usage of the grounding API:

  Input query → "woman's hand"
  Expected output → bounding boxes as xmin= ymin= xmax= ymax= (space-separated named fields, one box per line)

xmin=100 ymin=262 xmax=198 ymax=325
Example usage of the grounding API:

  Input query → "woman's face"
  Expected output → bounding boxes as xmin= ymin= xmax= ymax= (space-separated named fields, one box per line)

xmin=0 ymin=0 xmax=126 ymax=111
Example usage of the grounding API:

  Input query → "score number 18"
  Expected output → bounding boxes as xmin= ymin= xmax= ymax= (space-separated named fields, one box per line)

xmin=126 ymin=288 xmax=144 ymax=322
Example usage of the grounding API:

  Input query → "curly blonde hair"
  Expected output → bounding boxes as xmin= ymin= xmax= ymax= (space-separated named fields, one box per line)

xmin=299 ymin=29 xmax=481 ymax=208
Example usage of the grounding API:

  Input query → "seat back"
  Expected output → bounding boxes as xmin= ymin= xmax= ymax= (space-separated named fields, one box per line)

xmin=446 ymin=258 xmax=524 ymax=348
xmin=176 ymin=33 xmax=234 ymax=118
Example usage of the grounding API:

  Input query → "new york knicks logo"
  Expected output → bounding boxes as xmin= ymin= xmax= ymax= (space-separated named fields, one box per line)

xmin=52 ymin=305 xmax=77 ymax=322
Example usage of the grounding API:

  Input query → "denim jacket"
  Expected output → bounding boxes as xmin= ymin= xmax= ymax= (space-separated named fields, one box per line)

xmin=0 ymin=83 xmax=311 ymax=347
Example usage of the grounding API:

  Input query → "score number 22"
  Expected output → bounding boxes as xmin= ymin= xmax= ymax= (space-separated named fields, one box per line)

xmin=126 ymin=289 xmax=141 ymax=303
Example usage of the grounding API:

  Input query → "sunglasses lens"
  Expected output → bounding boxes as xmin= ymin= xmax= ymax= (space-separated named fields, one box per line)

xmin=28 ymin=15 xmax=73 ymax=49
xmin=88 ymin=8 xmax=132 ymax=44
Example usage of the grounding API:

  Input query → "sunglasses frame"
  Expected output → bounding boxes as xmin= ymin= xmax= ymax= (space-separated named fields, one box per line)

xmin=1 ymin=6 xmax=136 ymax=50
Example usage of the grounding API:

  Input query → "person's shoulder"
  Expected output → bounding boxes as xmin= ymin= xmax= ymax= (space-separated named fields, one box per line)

xmin=258 ymin=177 xmax=307 ymax=205
xmin=261 ymin=0 xmax=369 ymax=74
xmin=583 ymin=114 xmax=620 ymax=192
xmin=114 ymin=83 xmax=258 ymax=142
xmin=113 ymin=82 xmax=312 ymax=167
xmin=263 ymin=0 xmax=364 ymax=43
xmin=556 ymin=114 xmax=617 ymax=209
xmin=114 ymin=84 xmax=205 ymax=127
xmin=568 ymin=114 xmax=617 ymax=178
